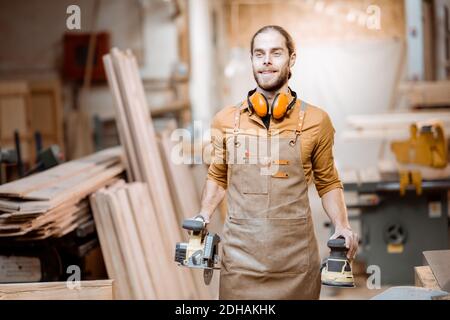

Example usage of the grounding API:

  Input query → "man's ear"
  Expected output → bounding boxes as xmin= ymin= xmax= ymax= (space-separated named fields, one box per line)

xmin=289 ymin=52 xmax=296 ymax=68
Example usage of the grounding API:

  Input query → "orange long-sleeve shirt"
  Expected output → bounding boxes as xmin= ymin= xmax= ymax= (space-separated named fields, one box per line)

xmin=207 ymin=99 xmax=343 ymax=197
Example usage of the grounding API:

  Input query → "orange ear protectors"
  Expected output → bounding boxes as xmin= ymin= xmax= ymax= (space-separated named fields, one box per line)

xmin=247 ymin=87 xmax=297 ymax=120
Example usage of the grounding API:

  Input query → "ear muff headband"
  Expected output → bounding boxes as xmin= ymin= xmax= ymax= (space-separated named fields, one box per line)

xmin=247 ymin=87 xmax=297 ymax=120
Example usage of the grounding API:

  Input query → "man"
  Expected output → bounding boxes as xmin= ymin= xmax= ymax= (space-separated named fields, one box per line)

xmin=196 ymin=25 xmax=358 ymax=300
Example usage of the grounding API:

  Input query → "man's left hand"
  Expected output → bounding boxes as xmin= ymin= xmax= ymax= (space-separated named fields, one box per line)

xmin=330 ymin=226 xmax=359 ymax=260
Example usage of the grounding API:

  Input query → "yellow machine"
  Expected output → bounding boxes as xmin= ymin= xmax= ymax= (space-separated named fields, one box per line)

xmin=391 ymin=121 xmax=448 ymax=195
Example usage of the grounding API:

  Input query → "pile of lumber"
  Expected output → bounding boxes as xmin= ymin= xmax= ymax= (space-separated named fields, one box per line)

xmin=91 ymin=180 xmax=197 ymax=299
xmin=0 ymin=147 xmax=124 ymax=239
xmin=103 ymin=48 xmax=209 ymax=299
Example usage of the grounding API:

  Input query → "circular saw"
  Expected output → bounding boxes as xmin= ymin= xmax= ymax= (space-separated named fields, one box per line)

xmin=174 ymin=216 xmax=220 ymax=285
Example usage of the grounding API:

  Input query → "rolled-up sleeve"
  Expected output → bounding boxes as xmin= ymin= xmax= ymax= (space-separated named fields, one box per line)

xmin=207 ymin=115 xmax=228 ymax=189
xmin=311 ymin=112 xmax=343 ymax=197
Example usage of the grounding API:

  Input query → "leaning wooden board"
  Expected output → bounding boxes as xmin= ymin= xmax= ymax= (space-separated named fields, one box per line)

xmin=125 ymin=183 xmax=178 ymax=299
xmin=103 ymin=48 xmax=208 ymax=299
xmin=414 ymin=266 xmax=441 ymax=291
xmin=102 ymin=55 xmax=140 ymax=182
xmin=423 ymin=250 xmax=450 ymax=292
xmin=90 ymin=188 xmax=133 ymax=300
xmin=91 ymin=181 xmax=191 ymax=299
xmin=159 ymin=127 xmax=200 ymax=225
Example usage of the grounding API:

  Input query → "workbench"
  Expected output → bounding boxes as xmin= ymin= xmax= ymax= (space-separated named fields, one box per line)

xmin=344 ymin=178 xmax=450 ymax=285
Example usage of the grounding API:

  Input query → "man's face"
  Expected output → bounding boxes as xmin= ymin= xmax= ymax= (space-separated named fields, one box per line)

xmin=251 ymin=30 xmax=295 ymax=92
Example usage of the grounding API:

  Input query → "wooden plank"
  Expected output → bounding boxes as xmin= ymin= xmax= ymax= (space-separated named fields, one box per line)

xmin=95 ymin=181 xmax=206 ymax=299
xmin=344 ymin=110 xmax=450 ymax=141
xmin=0 ymin=280 xmax=113 ymax=300
xmin=423 ymin=250 xmax=450 ymax=292
xmin=2 ymin=165 xmax=122 ymax=215
xmin=399 ymin=81 xmax=450 ymax=107
xmin=125 ymin=183 xmax=170 ymax=299
xmin=108 ymin=49 xmax=198 ymax=298
xmin=0 ymin=148 xmax=124 ymax=239
xmin=114 ymin=186 xmax=156 ymax=299
xmin=0 ymin=146 xmax=122 ymax=198
xmin=24 ymin=163 xmax=123 ymax=202
xmin=0 ymin=199 xmax=51 ymax=214
xmin=104 ymin=48 xmax=201 ymax=298
xmin=65 ymin=110 xmax=95 ymax=160
xmin=89 ymin=194 xmax=118 ymax=295
xmin=159 ymin=127 xmax=200 ymax=224
xmin=90 ymin=188 xmax=132 ymax=300
xmin=158 ymin=129 xmax=213 ymax=299
xmin=347 ymin=111 xmax=450 ymax=129
xmin=415 ymin=266 xmax=442 ymax=290
xmin=103 ymin=55 xmax=140 ymax=182
xmin=0 ymin=201 xmax=89 ymax=234
xmin=104 ymin=189 xmax=146 ymax=299
xmin=126 ymin=183 xmax=189 ymax=299
xmin=126 ymin=50 xmax=202 ymax=299
xmin=0 ymin=211 xmax=90 ymax=239
xmin=0 ymin=167 xmax=121 ymax=218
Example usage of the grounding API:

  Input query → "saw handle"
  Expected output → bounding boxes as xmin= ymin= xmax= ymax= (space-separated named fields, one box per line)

xmin=182 ymin=217 xmax=205 ymax=231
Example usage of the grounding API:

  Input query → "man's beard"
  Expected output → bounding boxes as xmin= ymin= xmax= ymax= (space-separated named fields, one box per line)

xmin=253 ymin=65 xmax=290 ymax=92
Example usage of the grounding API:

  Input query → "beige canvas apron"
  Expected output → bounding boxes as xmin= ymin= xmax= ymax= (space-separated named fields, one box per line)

xmin=219 ymin=100 xmax=321 ymax=300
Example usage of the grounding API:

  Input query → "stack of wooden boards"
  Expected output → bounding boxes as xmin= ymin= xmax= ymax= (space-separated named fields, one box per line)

xmin=91 ymin=181 xmax=187 ymax=299
xmin=0 ymin=147 xmax=124 ymax=240
xmin=102 ymin=48 xmax=210 ymax=299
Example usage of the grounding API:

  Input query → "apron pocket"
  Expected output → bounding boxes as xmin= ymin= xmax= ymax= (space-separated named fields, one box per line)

xmin=262 ymin=218 xmax=310 ymax=274
xmin=242 ymin=164 xmax=269 ymax=195
xmin=224 ymin=217 xmax=309 ymax=274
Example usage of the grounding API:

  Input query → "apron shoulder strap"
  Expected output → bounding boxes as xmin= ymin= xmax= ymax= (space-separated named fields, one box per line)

xmin=297 ymin=100 xmax=307 ymax=133
xmin=290 ymin=100 xmax=308 ymax=146
xmin=232 ymin=102 xmax=242 ymax=147
xmin=233 ymin=102 xmax=242 ymax=135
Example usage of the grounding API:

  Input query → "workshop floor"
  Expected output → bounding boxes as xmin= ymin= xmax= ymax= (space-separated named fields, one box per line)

xmin=320 ymin=275 xmax=390 ymax=300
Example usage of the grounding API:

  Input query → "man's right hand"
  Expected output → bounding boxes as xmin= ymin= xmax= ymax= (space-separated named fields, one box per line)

xmin=190 ymin=213 xmax=210 ymax=224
